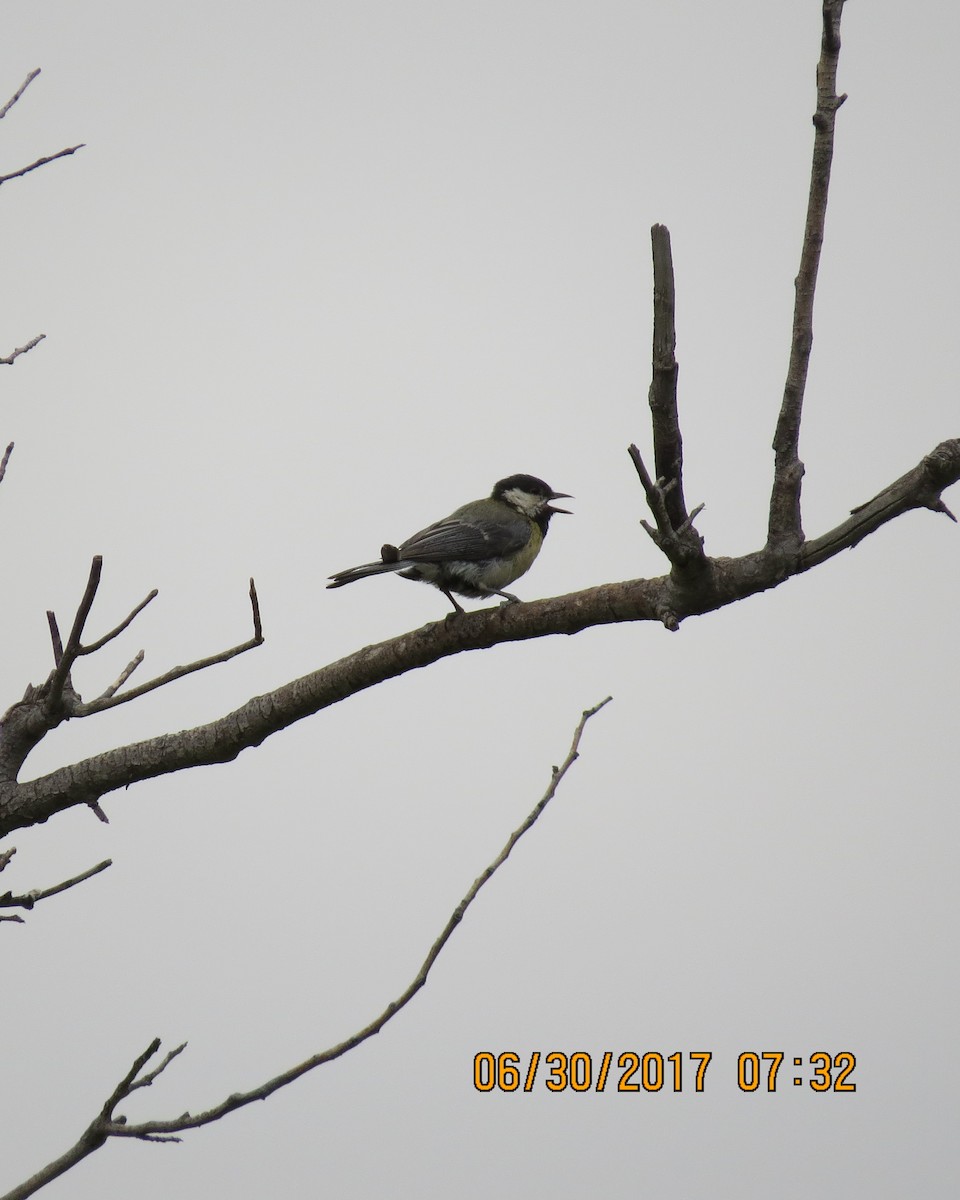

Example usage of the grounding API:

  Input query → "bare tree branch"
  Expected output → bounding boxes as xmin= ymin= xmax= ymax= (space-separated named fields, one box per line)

xmin=0 ymin=145 xmax=85 ymax=188
xmin=768 ymin=0 xmax=848 ymax=552
xmin=648 ymin=223 xmax=688 ymax=528
xmin=72 ymin=578 xmax=264 ymax=717
xmin=800 ymin=441 xmax=960 ymax=568
xmin=0 ymin=858 xmax=111 ymax=915
xmin=630 ymin=225 xmax=706 ymax=575
xmin=0 ymin=335 xmax=46 ymax=366
xmin=628 ymin=440 xmax=705 ymax=583
xmin=127 ymin=1042 xmax=188 ymax=1095
xmin=82 ymin=590 xmax=158 ymax=655
xmin=0 ymin=443 xmax=13 ymax=485
xmin=74 ymin=636 xmax=263 ymax=716
xmin=40 ymin=563 xmax=262 ymax=722
xmin=628 ymin=443 xmax=674 ymax=545
xmin=45 ymin=612 xmax=64 ymax=666
xmin=0 ymin=1038 xmax=184 ymax=1200
xmin=0 ymin=69 xmax=41 ymax=120
xmin=1 ymin=5 xmax=949 ymax=847
xmin=94 ymin=650 xmax=145 ymax=702
xmin=45 ymin=557 xmax=103 ymax=714
xmin=0 ymin=10 xmax=954 ymax=1196
xmin=0 ymin=436 xmax=956 ymax=838
xmin=2 ymin=699 xmax=610 ymax=1196
xmin=248 ymin=577 xmax=262 ymax=642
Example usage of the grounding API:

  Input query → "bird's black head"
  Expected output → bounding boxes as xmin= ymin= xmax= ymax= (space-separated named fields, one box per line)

xmin=492 ymin=474 xmax=572 ymax=530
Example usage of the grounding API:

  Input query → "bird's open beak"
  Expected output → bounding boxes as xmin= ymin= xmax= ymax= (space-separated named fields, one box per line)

xmin=548 ymin=491 xmax=573 ymax=515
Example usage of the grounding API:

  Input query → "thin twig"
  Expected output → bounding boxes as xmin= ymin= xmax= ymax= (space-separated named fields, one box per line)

xmin=0 ymin=335 xmax=45 ymax=365
xmin=0 ymin=858 xmax=111 ymax=913
xmin=113 ymin=698 xmax=611 ymax=1137
xmin=628 ymin=444 xmax=705 ymax=575
xmin=95 ymin=650 xmax=145 ymax=702
xmin=128 ymin=1043 xmax=188 ymax=1093
xmin=87 ymin=801 xmax=110 ymax=825
xmin=628 ymin=443 xmax=673 ymax=541
xmin=82 ymin=590 xmax=158 ymax=654
xmin=0 ymin=145 xmax=85 ymax=188
xmin=46 ymin=612 xmax=64 ymax=667
xmin=74 ymin=578 xmax=263 ymax=715
xmin=768 ymin=0 xmax=848 ymax=552
xmin=41 ymin=564 xmax=262 ymax=720
xmin=0 ymin=847 xmax=15 ymax=873
xmin=0 ymin=443 xmax=13 ymax=484
xmin=0 ymin=69 xmax=41 ymax=120
xmin=677 ymin=502 xmax=705 ymax=534
xmin=76 ymin=634 xmax=262 ymax=717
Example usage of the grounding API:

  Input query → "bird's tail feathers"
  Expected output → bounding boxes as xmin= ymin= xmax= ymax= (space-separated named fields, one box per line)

xmin=327 ymin=559 xmax=407 ymax=589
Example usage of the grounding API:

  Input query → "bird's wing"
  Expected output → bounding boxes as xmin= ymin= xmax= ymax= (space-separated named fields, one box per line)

xmin=399 ymin=514 xmax=529 ymax=563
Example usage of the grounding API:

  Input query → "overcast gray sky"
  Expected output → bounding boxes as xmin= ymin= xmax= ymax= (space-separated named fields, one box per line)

xmin=2 ymin=1 xmax=958 ymax=1196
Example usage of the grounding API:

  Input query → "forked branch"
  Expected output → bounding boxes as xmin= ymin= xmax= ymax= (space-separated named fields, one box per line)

xmin=1 ymin=700 xmax=611 ymax=1199
xmin=42 ymin=559 xmax=263 ymax=721
xmin=73 ymin=578 xmax=264 ymax=717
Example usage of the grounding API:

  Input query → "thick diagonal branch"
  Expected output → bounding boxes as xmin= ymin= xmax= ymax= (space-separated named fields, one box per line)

xmin=800 ymin=441 xmax=958 ymax=567
xmin=768 ymin=0 xmax=848 ymax=553
xmin=2 ymin=439 xmax=956 ymax=839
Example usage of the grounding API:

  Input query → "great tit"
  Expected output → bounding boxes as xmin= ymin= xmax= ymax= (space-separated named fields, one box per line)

xmin=327 ymin=473 xmax=572 ymax=613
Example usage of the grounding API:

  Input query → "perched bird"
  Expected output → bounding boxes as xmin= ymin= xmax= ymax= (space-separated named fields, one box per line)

xmin=327 ymin=473 xmax=572 ymax=613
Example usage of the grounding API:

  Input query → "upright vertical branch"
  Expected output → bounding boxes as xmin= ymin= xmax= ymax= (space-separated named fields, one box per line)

xmin=767 ymin=0 xmax=848 ymax=553
xmin=629 ymin=223 xmax=705 ymax=590
xmin=648 ymin=223 xmax=688 ymax=531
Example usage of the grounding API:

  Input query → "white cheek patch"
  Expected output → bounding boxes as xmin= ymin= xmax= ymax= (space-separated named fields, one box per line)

xmin=501 ymin=487 xmax=542 ymax=517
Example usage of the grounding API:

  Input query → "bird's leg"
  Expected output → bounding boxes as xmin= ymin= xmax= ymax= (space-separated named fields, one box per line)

xmin=470 ymin=583 xmax=521 ymax=605
xmin=440 ymin=586 xmax=465 ymax=614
